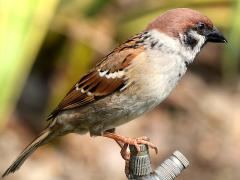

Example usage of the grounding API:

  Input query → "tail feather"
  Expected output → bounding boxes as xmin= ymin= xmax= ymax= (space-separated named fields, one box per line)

xmin=2 ymin=129 xmax=53 ymax=178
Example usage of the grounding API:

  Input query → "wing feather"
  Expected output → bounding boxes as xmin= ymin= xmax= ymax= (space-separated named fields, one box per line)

xmin=47 ymin=33 xmax=145 ymax=120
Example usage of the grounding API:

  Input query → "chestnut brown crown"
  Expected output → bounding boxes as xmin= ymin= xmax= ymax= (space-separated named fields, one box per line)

xmin=146 ymin=8 xmax=213 ymax=37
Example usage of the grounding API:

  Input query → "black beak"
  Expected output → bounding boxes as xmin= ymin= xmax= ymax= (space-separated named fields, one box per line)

xmin=206 ymin=26 xmax=227 ymax=43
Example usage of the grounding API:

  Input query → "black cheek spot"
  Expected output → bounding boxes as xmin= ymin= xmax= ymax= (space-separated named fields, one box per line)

xmin=185 ymin=34 xmax=198 ymax=49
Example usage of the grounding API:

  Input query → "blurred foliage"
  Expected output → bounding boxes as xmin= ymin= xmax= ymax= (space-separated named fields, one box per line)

xmin=0 ymin=0 xmax=59 ymax=127
xmin=222 ymin=0 xmax=240 ymax=82
xmin=85 ymin=0 xmax=112 ymax=17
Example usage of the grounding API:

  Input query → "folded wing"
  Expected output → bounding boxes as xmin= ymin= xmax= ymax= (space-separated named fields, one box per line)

xmin=47 ymin=34 xmax=145 ymax=120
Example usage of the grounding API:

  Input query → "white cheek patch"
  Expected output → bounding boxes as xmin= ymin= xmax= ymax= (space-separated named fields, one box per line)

xmin=148 ymin=29 xmax=206 ymax=64
xmin=183 ymin=30 xmax=205 ymax=61
xmin=188 ymin=30 xmax=206 ymax=48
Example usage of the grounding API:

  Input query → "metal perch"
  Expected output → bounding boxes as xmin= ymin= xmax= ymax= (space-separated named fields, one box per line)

xmin=127 ymin=144 xmax=189 ymax=180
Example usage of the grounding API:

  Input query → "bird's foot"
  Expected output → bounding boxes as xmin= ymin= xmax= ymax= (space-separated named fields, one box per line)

xmin=103 ymin=132 xmax=158 ymax=160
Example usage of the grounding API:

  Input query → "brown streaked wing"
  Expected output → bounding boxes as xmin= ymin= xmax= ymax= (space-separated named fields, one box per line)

xmin=47 ymin=34 xmax=145 ymax=120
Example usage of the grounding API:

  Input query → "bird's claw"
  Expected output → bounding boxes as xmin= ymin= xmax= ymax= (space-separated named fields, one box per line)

xmin=119 ymin=136 xmax=158 ymax=161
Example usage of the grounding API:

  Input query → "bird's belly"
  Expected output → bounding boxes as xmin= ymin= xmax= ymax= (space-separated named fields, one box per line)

xmin=91 ymin=73 xmax=183 ymax=132
xmin=55 ymin=93 xmax=157 ymax=136
xmin=91 ymin=92 xmax=161 ymax=132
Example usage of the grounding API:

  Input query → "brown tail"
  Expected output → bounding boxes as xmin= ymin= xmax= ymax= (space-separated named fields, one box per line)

xmin=2 ymin=129 xmax=53 ymax=177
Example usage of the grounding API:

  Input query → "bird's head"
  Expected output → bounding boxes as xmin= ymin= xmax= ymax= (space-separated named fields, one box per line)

xmin=146 ymin=8 xmax=227 ymax=46
xmin=145 ymin=8 xmax=227 ymax=62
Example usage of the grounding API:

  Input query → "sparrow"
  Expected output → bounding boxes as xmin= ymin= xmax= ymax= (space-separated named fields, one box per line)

xmin=2 ymin=8 xmax=227 ymax=177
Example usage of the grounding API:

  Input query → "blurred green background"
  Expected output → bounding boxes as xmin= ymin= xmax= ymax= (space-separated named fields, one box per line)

xmin=0 ymin=0 xmax=240 ymax=179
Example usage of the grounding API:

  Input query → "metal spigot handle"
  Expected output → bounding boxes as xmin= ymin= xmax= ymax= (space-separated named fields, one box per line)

xmin=128 ymin=144 xmax=189 ymax=180
xmin=154 ymin=150 xmax=189 ymax=180
xmin=129 ymin=144 xmax=152 ymax=178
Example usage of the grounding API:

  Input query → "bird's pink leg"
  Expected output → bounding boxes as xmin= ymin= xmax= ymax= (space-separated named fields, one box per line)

xmin=102 ymin=132 xmax=158 ymax=160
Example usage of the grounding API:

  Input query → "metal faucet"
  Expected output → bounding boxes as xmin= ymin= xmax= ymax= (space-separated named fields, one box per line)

xmin=128 ymin=144 xmax=189 ymax=180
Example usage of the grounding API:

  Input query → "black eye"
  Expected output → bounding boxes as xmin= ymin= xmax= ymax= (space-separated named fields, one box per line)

xmin=197 ymin=22 xmax=205 ymax=30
